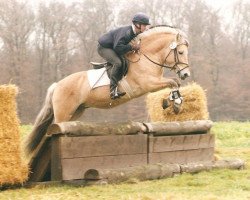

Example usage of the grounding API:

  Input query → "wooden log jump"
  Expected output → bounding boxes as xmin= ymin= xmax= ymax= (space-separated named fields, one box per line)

xmin=82 ymin=159 xmax=244 ymax=184
xmin=27 ymin=120 xmax=245 ymax=184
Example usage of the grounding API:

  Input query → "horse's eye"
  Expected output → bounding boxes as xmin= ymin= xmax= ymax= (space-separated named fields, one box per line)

xmin=178 ymin=50 xmax=184 ymax=55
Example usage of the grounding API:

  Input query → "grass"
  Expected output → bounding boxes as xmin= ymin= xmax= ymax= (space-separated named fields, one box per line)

xmin=0 ymin=121 xmax=250 ymax=200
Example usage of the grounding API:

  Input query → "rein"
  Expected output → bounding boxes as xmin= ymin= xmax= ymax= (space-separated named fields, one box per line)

xmin=141 ymin=42 xmax=189 ymax=74
xmin=126 ymin=40 xmax=189 ymax=74
xmin=142 ymin=52 xmax=172 ymax=69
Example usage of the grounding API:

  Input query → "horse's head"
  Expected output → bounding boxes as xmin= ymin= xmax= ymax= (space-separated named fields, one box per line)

xmin=164 ymin=33 xmax=190 ymax=80
xmin=136 ymin=26 xmax=190 ymax=80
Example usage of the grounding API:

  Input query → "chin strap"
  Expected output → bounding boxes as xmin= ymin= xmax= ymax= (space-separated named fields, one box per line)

xmin=134 ymin=23 xmax=142 ymax=33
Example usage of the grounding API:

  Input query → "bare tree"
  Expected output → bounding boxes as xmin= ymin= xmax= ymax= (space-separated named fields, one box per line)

xmin=35 ymin=1 xmax=74 ymax=106
xmin=70 ymin=0 xmax=113 ymax=68
xmin=0 ymin=0 xmax=34 ymax=85
xmin=232 ymin=0 xmax=250 ymax=60
xmin=0 ymin=0 xmax=35 ymax=120
xmin=117 ymin=0 xmax=145 ymax=25
xmin=204 ymin=9 xmax=222 ymax=86
xmin=117 ymin=0 xmax=187 ymax=27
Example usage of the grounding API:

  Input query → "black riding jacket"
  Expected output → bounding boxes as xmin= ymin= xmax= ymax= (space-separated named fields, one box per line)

xmin=98 ymin=25 xmax=136 ymax=55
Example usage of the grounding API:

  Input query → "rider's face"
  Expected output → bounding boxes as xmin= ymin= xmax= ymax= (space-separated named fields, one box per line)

xmin=140 ymin=24 xmax=148 ymax=32
xmin=135 ymin=24 xmax=149 ymax=34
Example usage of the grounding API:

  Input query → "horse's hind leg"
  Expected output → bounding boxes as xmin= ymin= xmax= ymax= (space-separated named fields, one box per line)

xmin=70 ymin=104 xmax=86 ymax=121
xmin=52 ymin=89 xmax=84 ymax=123
xmin=53 ymin=102 xmax=77 ymax=123
xmin=52 ymin=71 xmax=90 ymax=123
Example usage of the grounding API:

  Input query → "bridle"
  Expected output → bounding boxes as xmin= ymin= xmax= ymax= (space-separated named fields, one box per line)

xmin=141 ymin=40 xmax=189 ymax=74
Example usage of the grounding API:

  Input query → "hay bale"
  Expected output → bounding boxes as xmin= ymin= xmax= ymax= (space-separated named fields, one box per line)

xmin=146 ymin=82 xmax=209 ymax=122
xmin=0 ymin=85 xmax=28 ymax=186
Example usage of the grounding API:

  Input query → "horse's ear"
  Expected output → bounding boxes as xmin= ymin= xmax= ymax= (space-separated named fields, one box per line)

xmin=176 ymin=33 xmax=182 ymax=42
xmin=185 ymin=39 xmax=189 ymax=47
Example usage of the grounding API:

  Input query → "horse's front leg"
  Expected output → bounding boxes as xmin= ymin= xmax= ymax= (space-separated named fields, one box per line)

xmin=146 ymin=76 xmax=180 ymax=92
xmin=168 ymin=77 xmax=181 ymax=88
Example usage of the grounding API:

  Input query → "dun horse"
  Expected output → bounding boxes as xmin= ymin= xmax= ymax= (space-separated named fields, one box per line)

xmin=24 ymin=26 xmax=190 ymax=156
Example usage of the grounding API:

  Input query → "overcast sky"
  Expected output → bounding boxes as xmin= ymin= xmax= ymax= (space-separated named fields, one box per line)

xmin=32 ymin=0 xmax=248 ymax=6
xmin=27 ymin=0 xmax=248 ymax=24
xmin=29 ymin=0 xmax=247 ymax=8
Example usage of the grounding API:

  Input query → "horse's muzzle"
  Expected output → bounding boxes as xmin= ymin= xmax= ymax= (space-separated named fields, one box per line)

xmin=178 ymin=68 xmax=190 ymax=80
xmin=180 ymin=72 xmax=190 ymax=80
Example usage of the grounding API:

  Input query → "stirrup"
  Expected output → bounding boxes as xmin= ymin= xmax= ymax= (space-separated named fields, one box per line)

xmin=110 ymin=87 xmax=126 ymax=100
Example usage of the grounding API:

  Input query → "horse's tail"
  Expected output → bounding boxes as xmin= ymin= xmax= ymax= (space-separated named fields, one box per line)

xmin=24 ymin=83 xmax=57 ymax=157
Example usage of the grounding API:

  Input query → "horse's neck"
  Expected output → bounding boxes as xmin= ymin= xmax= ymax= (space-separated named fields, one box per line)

xmin=127 ymin=32 xmax=175 ymax=68
xmin=141 ymin=34 xmax=171 ymax=54
xmin=123 ymin=33 xmax=176 ymax=97
xmin=126 ymin=34 xmax=173 ymax=79
xmin=124 ymin=50 xmax=164 ymax=97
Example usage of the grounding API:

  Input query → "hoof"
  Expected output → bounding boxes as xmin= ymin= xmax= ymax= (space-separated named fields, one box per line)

xmin=162 ymin=99 xmax=169 ymax=109
xmin=173 ymin=103 xmax=181 ymax=114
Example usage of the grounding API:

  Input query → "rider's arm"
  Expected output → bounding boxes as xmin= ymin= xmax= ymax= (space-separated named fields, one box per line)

xmin=113 ymin=27 xmax=135 ymax=55
xmin=113 ymin=39 xmax=132 ymax=55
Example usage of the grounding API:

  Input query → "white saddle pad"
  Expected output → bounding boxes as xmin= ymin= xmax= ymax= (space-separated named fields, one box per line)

xmin=87 ymin=68 xmax=110 ymax=89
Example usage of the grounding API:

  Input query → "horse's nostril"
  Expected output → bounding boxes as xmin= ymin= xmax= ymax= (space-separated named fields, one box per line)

xmin=184 ymin=73 xmax=189 ymax=77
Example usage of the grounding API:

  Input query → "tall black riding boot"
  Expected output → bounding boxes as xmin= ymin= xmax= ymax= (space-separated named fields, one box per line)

xmin=110 ymin=66 xmax=126 ymax=100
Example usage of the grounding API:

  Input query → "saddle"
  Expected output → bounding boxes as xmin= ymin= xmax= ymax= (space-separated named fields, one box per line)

xmin=90 ymin=56 xmax=129 ymax=79
xmin=90 ymin=62 xmax=112 ymax=69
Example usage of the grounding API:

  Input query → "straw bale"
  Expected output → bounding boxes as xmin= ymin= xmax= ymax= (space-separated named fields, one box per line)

xmin=146 ymin=82 xmax=209 ymax=122
xmin=0 ymin=85 xmax=28 ymax=186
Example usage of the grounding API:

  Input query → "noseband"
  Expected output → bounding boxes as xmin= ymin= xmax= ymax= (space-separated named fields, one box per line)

xmin=141 ymin=39 xmax=189 ymax=74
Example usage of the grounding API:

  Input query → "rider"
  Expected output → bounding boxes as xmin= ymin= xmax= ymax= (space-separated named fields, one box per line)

xmin=97 ymin=12 xmax=150 ymax=99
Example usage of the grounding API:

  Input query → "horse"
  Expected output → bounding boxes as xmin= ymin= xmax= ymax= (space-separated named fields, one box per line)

xmin=24 ymin=26 xmax=190 ymax=157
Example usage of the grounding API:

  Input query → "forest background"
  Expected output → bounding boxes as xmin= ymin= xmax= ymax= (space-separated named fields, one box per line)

xmin=0 ymin=0 xmax=249 ymax=123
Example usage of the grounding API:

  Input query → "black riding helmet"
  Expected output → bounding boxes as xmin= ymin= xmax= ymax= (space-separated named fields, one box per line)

xmin=132 ymin=12 xmax=150 ymax=25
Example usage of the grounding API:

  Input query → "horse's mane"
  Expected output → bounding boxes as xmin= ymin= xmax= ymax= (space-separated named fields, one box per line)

xmin=136 ymin=25 xmax=187 ymax=40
